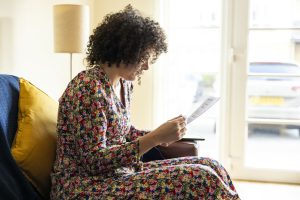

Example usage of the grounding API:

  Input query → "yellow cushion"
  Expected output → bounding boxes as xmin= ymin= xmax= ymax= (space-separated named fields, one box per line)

xmin=11 ymin=78 xmax=58 ymax=199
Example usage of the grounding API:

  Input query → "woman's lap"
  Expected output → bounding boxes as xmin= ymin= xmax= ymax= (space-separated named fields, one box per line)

xmin=58 ymin=157 xmax=239 ymax=199
xmin=73 ymin=164 xmax=238 ymax=199
xmin=143 ymin=156 xmax=234 ymax=189
xmin=76 ymin=157 xmax=239 ymax=199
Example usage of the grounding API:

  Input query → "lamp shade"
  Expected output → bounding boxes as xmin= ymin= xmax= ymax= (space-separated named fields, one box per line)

xmin=53 ymin=4 xmax=89 ymax=53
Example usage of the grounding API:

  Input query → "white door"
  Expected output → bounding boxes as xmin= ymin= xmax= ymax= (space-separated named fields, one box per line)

xmin=226 ymin=0 xmax=300 ymax=183
xmin=158 ymin=0 xmax=300 ymax=184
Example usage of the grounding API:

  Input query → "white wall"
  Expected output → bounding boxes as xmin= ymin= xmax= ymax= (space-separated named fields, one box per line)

xmin=0 ymin=0 xmax=159 ymax=130
xmin=0 ymin=0 xmax=93 ymax=100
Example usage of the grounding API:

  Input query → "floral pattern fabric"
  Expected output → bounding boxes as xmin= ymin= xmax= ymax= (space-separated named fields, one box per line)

xmin=50 ymin=67 xmax=240 ymax=199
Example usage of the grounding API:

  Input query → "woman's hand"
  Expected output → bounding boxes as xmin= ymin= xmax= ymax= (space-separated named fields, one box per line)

xmin=138 ymin=115 xmax=186 ymax=157
xmin=150 ymin=115 xmax=187 ymax=146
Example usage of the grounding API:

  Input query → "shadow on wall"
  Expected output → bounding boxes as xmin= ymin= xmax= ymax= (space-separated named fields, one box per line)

xmin=0 ymin=18 xmax=13 ymax=72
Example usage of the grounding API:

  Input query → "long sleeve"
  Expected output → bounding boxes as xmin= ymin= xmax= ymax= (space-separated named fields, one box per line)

xmin=72 ymin=79 xmax=141 ymax=175
xmin=127 ymin=125 xmax=149 ymax=141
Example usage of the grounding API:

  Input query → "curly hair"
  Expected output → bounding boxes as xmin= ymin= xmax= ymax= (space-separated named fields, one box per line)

xmin=86 ymin=5 xmax=167 ymax=68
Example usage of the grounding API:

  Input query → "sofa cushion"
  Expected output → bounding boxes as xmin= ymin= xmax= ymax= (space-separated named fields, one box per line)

xmin=0 ymin=74 xmax=19 ymax=147
xmin=11 ymin=78 xmax=58 ymax=199
xmin=0 ymin=74 xmax=41 ymax=199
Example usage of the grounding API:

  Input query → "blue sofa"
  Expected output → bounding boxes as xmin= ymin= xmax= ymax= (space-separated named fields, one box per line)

xmin=0 ymin=74 xmax=41 ymax=199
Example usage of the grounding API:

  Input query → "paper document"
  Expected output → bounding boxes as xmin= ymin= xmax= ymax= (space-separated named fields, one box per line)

xmin=186 ymin=96 xmax=220 ymax=125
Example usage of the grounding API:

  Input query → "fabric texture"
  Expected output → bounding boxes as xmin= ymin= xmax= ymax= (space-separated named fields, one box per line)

xmin=0 ymin=74 xmax=41 ymax=200
xmin=11 ymin=78 xmax=58 ymax=199
xmin=51 ymin=67 xmax=240 ymax=199
xmin=141 ymin=146 xmax=166 ymax=162
xmin=0 ymin=74 xmax=19 ymax=147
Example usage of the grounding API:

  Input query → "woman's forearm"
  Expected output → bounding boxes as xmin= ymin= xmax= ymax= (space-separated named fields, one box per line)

xmin=137 ymin=132 xmax=159 ymax=157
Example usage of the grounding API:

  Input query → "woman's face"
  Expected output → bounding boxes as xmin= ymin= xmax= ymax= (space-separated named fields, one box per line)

xmin=119 ymin=59 xmax=149 ymax=81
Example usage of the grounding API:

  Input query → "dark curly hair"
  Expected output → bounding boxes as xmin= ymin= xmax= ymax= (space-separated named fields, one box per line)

xmin=86 ymin=5 xmax=167 ymax=68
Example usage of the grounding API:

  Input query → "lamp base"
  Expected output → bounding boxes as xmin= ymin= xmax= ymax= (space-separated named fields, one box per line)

xmin=69 ymin=53 xmax=72 ymax=81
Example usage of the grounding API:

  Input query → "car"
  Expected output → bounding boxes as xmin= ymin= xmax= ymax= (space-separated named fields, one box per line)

xmin=247 ymin=62 xmax=300 ymax=134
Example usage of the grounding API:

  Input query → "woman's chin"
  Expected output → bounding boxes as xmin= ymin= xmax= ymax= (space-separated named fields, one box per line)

xmin=131 ymin=75 xmax=138 ymax=81
xmin=123 ymin=76 xmax=136 ymax=81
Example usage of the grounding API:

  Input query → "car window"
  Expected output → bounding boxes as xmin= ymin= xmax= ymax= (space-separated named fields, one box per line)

xmin=249 ymin=63 xmax=300 ymax=74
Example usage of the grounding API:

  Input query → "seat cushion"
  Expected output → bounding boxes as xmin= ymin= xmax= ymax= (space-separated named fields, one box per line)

xmin=11 ymin=78 xmax=58 ymax=199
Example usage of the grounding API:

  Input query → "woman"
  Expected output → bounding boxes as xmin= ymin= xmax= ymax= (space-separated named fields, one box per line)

xmin=51 ymin=5 xmax=240 ymax=199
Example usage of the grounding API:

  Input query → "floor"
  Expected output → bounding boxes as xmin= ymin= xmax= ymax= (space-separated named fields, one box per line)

xmin=234 ymin=180 xmax=300 ymax=200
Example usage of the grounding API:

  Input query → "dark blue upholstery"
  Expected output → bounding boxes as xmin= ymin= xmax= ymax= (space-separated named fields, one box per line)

xmin=0 ymin=74 xmax=19 ymax=147
xmin=0 ymin=74 xmax=41 ymax=200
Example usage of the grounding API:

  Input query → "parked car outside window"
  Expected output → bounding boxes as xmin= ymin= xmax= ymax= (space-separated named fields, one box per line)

xmin=247 ymin=62 xmax=300 ymax=134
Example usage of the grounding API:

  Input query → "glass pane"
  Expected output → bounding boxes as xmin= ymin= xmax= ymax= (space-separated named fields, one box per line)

xmin=161 ymin=0 xmax=221 ymax=158
xmin=246 ymin=0 xmax=300 ymax=171
xmin=248 ymin=30 xmax=300 ymax=62
xmin=169 ymin=0 xmax=220 ymax=28
xmin=250 ymin=0 xmax=300 ymax=28
xmin=246 ymin=125 xmax=300 ymax=170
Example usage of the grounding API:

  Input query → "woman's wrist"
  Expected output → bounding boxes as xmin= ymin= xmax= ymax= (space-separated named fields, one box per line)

xmin=138 ymin=133 xmax=159 ymax=157
xmin=147 ymin=131 xmax=161 ymax=146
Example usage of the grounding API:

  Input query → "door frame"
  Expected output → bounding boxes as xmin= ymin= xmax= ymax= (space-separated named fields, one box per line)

xmin=220 ymin=0 xmax=300 ymax=184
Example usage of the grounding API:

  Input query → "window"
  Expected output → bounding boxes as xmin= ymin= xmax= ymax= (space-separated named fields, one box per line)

xmin=158 ymin=0 xmax=222 ymax=158
xmin=158 ymin=0 xmax=300 ymax=183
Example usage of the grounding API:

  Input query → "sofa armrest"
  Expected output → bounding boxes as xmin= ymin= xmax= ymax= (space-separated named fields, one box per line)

xmin=157 ymin=140 xmax=199 ymax=159
xmin=141 ymin=140 xmax=200 ymax=162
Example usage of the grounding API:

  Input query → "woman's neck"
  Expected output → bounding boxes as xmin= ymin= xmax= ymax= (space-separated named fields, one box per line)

xmin=101 ymin=64 xmax=121 ymax=88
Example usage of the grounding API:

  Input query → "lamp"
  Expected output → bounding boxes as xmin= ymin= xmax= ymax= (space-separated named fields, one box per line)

xmin=53 ymin=4 xmax=89 ymax=81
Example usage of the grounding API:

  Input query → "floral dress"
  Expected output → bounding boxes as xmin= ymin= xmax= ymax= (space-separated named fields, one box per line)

xmin=50 ymin=67 xmax=240 ymax=200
